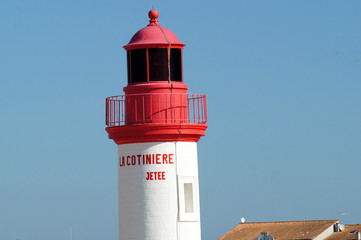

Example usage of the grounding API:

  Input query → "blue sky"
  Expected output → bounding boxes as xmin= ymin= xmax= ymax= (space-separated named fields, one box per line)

xmin=1 ymin=1 xmax=360 ymax=239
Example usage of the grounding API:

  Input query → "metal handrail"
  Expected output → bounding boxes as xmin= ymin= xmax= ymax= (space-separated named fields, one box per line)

xmin=106 ymin=93 xmax=207 ymax=127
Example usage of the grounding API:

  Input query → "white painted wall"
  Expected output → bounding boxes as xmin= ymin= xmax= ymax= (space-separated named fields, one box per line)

xmin=314 ymin=224 xmax=335 ymax=240
xmin=117 ymin=142 xmax=201 ymax=240
xmin=175 ymin=142 xmax=201 ymax=240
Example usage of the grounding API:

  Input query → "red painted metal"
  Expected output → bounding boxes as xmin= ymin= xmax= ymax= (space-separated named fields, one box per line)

xmin=106 ymin=123 xmax=207 ymax=144
xmin=124 ymin=10 xmax=185 ymax=50
xmin=105 ymin=9 xmax=207 ymax=144
xmin=106 ymin=93 xmax=207 ymax=126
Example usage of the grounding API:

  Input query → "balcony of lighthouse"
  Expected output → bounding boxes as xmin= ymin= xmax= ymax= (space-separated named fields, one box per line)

xmin=106 ymin=93 xmax=207 ymax=127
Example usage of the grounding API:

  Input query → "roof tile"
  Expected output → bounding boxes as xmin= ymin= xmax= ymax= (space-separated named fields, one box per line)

xmin=219 ymin=220 xmax=338 ymax=240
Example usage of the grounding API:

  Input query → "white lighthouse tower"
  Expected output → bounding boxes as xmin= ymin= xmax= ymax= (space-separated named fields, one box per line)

xmin=105 ymin=9 xmax=207 ymax=240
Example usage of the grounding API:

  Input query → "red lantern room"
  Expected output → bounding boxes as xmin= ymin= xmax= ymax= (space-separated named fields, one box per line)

xmin=125 ymin=9 xmax=185 ymax=83
xmin=106 ymin=9 xmax=207 ymax=144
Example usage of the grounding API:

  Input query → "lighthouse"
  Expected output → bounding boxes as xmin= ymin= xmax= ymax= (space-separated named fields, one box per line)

xmin=105 ymin=9 xmax=207 ymax=240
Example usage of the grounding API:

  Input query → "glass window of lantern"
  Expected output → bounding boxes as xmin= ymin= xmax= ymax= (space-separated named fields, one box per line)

xmin=170 ymin=48 xmax=182 ymax=82
xmin=129 ymin=49 xmax=147 ymax=83
xmin=149 ymin=48 xmax=168 ymax=82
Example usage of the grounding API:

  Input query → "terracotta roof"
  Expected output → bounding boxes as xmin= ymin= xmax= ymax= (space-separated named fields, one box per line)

xmin=325 ymin=224 xmax=361 ymax=240
xmin=219 ymin=220 xmax=338 ymax=240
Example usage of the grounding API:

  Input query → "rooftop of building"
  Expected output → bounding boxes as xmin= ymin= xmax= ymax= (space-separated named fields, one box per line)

xmin=325 ymin=224 xmax=361 ymax=240
xmin=219 ymin=220 xmax=361 ymax=240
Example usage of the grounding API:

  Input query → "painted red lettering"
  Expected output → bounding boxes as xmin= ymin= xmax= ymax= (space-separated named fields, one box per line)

xmin=146 ymin=154 xmax=151 ymax=164
xmin=122 ymin=153 xmax=174 ymax=168
xmin=146 ymin=171 xmax=166 ymax=180
xmin=156 ymin=154 xmax=161 ymax=164
xmin=169 ymin=154 xmax=174 ymax=164
xmin=162 ymin=154 xmax=168 ymax=164
xmin=137 ymin=155 xmax=141 ymax=165
xmin=119 ymin=156 xmax=125 ymax=167
xmin=131 ymin=155 xmax=136 ymax=165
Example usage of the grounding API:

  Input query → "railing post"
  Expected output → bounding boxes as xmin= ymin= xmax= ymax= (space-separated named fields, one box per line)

xmin=180 ymin=93 xmax=183 ymax=123
xmin=187 ymin=96 xmax=190 ymax=124
xmin=150 ymin=94 xmax=152 ymax=122
xmin=134 ymin=96 xmax=137 ymax=123
xmin=121 ymin=95 xmax=124 ymax=124
xmin=142 ymin=95 xmax=145 ymax=122
xmin=106 ymin=98 xmax=108 ymax=126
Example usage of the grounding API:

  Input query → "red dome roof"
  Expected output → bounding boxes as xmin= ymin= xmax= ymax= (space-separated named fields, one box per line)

xmin=124 ymin=10 xmax=185 ymax=50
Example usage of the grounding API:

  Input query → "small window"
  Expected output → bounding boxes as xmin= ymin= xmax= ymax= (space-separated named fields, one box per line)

xmin=178 ymin=176 xmax=198 ymax=222
xmin=184 ymin=183 xmax=194 ymax=213
xmin=129 ymin=49 xmax=147 ymax=83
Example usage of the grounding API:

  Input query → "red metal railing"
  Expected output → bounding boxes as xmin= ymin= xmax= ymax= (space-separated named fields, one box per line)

xmin=106 ymin=93 xmax=207 ymax=127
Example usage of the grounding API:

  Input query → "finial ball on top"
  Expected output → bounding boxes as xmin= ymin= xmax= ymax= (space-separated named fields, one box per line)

xmin=148 ymin=9 xmax=159 ymax=21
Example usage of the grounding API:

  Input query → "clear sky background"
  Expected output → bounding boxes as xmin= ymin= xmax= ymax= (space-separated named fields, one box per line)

xmin=1 ymin=1 xmax=360 ymax=239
